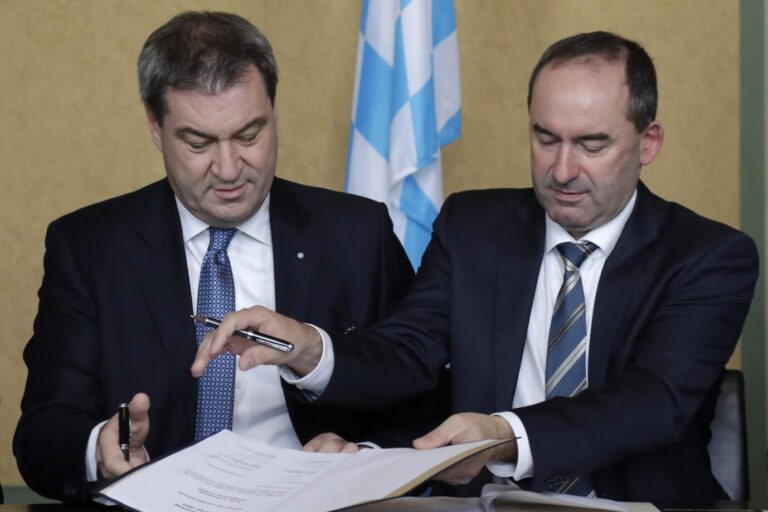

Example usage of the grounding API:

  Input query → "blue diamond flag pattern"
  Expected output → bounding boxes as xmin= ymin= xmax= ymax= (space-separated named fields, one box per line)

xmin=345 ymin=0 xmax=461 ymax=270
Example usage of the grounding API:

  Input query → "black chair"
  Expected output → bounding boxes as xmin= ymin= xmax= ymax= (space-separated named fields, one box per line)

xmin=707 ymin=369 xmax=749 ymax=500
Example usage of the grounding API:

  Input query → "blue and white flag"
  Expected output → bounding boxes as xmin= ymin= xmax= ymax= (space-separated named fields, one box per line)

xmin=345 ymin=0 xmax=461 ymax=269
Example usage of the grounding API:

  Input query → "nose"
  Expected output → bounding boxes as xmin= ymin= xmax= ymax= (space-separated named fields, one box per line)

xmin=213 ymin=140 xmax=242 ymax=181
xmin=552 ymin=145 xmax=579 ymax=184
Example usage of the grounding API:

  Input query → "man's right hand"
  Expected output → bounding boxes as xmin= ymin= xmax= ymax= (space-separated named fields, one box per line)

xmin=95 ymin=393 xmax=150 ymax=480
xmin=191 ymin=306 xmax=324 ymax=378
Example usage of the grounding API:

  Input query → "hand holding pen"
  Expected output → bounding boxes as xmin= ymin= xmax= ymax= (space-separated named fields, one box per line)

xmin=191 ymin=315 xmax=294 ymax=352
xmin=95 ymin=393 xmax=151 ymax=480
xmin=191 ymin=306 xmax=323 ymax=378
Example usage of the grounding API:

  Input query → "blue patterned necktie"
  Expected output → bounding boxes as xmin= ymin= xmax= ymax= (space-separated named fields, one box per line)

xmin=546 ymin=241 xmax=597 ymax=496
xmin=194 ymin=227 xmax=237 ymax=441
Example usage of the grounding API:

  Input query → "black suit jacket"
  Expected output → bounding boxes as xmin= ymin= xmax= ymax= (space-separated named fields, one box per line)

xmin=321 ymin=182 xmax=758 ymax=503
xmin=14 ymin=177 xmax=440 ymax=502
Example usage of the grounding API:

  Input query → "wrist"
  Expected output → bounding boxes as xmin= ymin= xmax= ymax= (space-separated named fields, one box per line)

xmin=287 ymin=325 xmax=323 ymax=376
xmin=489 ymin=416 xmax=518 ymax=463
xmin=492 ymin=414 xmax=515 ymax=439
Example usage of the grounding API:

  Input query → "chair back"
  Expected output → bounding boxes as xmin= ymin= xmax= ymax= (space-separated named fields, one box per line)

xmin=708 ymin=369 xmax=749 ymax=500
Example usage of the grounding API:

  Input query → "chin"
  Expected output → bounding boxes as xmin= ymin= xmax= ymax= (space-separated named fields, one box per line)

xmin=199 ymin=210 xmax=244 ymax=228
xmin=208 ymin=199 xmax=261 ymax=223
xmin=550 ymin=213 xmax=591 ymax=233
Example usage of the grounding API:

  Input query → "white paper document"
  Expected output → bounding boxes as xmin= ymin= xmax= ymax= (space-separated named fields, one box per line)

xmin=481 ymin=483 xmax=630 ymax=512
xmin=321 ymin=484 xmax=657 ymax=512
xmin=99 ymin=430 xmax=509 ymax=512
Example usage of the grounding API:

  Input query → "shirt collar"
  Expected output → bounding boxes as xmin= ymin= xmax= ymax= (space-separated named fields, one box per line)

xmin=544 ymin=188 xmax=637 ymax=259
xmin=175 ymin=194 xmax=272 ymax=247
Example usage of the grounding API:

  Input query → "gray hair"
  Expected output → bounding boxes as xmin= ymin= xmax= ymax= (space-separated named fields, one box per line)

xmin=138 ymin=11 xmax=278 ymax=125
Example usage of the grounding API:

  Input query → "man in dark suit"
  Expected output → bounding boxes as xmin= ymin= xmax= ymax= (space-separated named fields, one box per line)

xmin=194 ymin=32 xmax=759 ymax=503
xmin=13 ymin=11 xmax=429 ymax=502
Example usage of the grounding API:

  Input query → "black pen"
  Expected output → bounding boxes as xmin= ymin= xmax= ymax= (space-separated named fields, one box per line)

xmin=191 ymin=315 xmax=295 ymax=352
xmin=119 ymin=403 xmax=130 ymax=462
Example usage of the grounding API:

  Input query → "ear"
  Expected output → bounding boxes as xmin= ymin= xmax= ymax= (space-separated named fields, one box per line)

xmin=638 ymin=120 xmax=663 ymax=166
xmin=146 ymin=108 xmax=163 ymax=152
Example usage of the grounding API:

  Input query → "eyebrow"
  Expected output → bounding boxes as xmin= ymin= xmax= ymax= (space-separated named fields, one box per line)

xmin=532 ymin=123 xmax=610 ymax=142
xmin=174 ymin=116 xmax=269 ymax=141
xmin=532 ymin=124 xmax=557 ymax=138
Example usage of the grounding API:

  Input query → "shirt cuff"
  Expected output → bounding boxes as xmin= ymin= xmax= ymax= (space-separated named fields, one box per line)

xmin=279 ymin=324 xmax=334 ymax=398
xmin=486 ymin=411 xmax=534 ymax=481
xmin=85 ymin=420 xmax=108 ymax=482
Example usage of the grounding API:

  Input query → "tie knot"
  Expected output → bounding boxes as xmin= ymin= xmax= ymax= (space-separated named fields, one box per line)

xmin=556 ymin=241 xmax=597 ymax=269
xmin=208 ymin=227 xmax=237 ymax=253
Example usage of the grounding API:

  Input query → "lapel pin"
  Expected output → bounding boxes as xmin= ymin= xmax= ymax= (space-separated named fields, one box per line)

xmin=296 ymin=252 xmax=305 ymax=260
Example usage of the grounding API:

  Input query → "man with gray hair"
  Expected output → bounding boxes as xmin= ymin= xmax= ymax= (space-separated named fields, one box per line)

xmin=14 ymin=11 xmax=435 ymax=502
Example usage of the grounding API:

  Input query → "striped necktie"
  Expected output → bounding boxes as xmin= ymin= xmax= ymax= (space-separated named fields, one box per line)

xmin=194 ymin=227 xmax=237 ymax=441
xmin=546 ymin=241 xmax=597 ymax=496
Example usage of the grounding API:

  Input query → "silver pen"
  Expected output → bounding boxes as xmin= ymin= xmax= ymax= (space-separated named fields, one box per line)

xmin=191 ymin=315 xmax=294 ymax=352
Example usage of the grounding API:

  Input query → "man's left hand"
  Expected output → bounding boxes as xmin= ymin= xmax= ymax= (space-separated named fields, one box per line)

xmin=302 ymin=432 xmax=360 ymax=453
xmin=413 ymin=413 xmax=518 ymax=485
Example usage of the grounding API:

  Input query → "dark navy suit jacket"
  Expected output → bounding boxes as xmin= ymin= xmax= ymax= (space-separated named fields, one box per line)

xmin=320 ymin=182 xmax=758 ymax=502
xmin=14 ymin=177 xmax=443 ymax=502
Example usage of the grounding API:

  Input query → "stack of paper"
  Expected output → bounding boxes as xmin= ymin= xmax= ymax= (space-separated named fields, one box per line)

xmin=99 ymin=430 xmax=510 ymax=512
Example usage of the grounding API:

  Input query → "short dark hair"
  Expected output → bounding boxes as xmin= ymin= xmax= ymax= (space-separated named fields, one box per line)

xmin=138 ymin=11 xmax=278 ymax=125
xmin=527 ymin=31 xmax=657 ymax=133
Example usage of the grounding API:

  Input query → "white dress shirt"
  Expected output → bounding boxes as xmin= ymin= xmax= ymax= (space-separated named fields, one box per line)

xmin=488 ymin=190 xmax=636 ymax=481
xmin=86 ymin=193 xmax=332 ymax=481
xmin=177 ymin=194 xmax=303 ymax=448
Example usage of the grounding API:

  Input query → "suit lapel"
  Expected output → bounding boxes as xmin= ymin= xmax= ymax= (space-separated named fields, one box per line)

xmin=129 ymin=180 xmax=197 ymax=434
xmin=495 ymin=192 xmax=546 ymax=411
xmin=270 ymin=178 xmax=321 ymax=321
xmin=589 ymin=182 xmax=665 ymax=387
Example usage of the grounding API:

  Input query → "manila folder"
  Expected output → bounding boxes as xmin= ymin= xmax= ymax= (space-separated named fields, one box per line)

xmin=99 ymin=429 xmax=511 ymax=512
